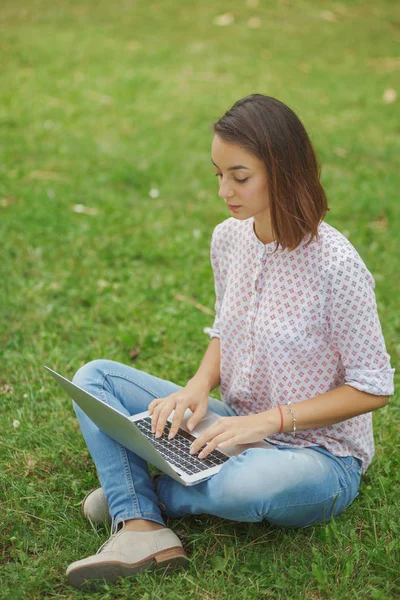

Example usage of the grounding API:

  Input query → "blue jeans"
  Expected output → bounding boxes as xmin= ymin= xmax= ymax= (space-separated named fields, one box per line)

xmin=72 ymin=359 xmax=363 ymax=529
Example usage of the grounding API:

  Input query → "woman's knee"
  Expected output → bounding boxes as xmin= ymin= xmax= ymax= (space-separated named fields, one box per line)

xmin=72 ymin=359 xmax=128 ymax=386
xmin=207 ymin=451 xmax=273 ymax=520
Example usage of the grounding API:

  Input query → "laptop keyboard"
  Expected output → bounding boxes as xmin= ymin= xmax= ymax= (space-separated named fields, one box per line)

xmin=134 ymin=416 xmax=229 ymax=475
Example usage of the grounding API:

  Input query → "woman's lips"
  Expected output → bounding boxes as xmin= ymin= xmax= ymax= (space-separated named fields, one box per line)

xmin=228 ymin=204 xmax=241 ymax=211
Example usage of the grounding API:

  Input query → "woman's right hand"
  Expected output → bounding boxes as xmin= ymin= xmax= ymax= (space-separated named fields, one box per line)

xmin=148 ymin=381 xmax=210 ymax=441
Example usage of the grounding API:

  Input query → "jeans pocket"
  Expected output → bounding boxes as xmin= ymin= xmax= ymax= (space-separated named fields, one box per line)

xmin=343 ymin=456 xmax=355 ymax=471
xmin=336 ymin=456 xmax=354 ymax=485
xmin=346 ymin=456 xmax=363 ymax=478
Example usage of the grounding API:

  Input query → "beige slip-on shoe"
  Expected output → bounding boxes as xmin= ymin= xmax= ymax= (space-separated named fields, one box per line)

xmin=66 ymin=521 xmax=189 ymax=589
xmin=81 ymin=476 xmax=164 ymax=525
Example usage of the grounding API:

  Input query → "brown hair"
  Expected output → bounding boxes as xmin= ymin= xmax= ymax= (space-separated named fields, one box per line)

xmin=213 ymin=94 xmax=330 ymax=253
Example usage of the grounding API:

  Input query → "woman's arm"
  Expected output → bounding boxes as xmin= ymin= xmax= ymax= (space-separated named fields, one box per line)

xmin=186 ymin=337 xmax=221 ymax=394
xmin=189 ymin=385 xmax=389 ymax=459
xmin=259 ymin=385 xmax=389 ymax=435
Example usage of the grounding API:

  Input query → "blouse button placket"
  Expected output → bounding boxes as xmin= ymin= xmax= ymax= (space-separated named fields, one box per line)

xmin=247 ymin=248 xmax=268 ymax=387
xmin=244 ymin=246 xmax=262 ymax=387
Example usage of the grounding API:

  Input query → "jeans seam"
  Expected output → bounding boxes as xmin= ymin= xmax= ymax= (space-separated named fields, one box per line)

xmin=114 ymin=511 xmax=165 ymax=525
xmin=119 ymin=443 xmax=141 ymax=515
xmin=233 ymin=490 xmax=343 ymax=523
xmin=99 ymin=369 xmax=170 ymax=401
xmin=96 ymin=370 xmax=157 ymax=518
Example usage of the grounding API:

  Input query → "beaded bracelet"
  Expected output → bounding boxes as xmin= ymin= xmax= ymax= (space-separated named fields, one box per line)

xmin=286 ymin=401 xmax=297 ymax=437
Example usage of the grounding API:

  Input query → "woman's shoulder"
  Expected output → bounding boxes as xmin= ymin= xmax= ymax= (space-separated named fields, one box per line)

xmin=211 ymin=217 xmax=246 ymax=250
xmin=317 ymin=221 xmax=375 ymax=286
xmin=212 ymin=216 xmax=243 ymax=237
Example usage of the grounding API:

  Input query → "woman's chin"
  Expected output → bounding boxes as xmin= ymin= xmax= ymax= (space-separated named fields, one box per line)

xmin=228 ymin=209 xmax=248 ymax=220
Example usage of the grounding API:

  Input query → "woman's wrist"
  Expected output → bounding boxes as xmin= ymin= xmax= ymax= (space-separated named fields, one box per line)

xmin=185 ymin=375 xmax=215 ymax=396
xmin=259 ymin=406 xmax=290 ymax=436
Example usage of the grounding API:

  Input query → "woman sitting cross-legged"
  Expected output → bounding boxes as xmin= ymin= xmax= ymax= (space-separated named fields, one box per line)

xmin=66 ymin=94 xmax=395 ymax=589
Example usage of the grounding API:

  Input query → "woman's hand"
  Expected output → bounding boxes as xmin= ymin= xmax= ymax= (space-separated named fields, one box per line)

xmin=189 ymin=412 xmax=277 ymax=459
xmin=148 ymin=381 xmax=210 ymax=440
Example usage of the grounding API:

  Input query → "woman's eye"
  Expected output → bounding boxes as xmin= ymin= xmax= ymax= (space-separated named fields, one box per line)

xmin=214 ymin=174 xmax=248 ymax=183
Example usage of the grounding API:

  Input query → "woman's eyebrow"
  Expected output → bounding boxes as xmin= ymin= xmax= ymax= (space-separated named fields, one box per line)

xmin=211 ymin=158 xmax=250 ymax=171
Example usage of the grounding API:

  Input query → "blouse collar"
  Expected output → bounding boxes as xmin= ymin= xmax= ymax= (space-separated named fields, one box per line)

xmin=247 ymin=216 xmax=320 ymax=254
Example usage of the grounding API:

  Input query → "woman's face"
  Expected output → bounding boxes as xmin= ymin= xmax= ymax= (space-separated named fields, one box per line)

xmin=211 ymin=134 xmax=270 ymax=220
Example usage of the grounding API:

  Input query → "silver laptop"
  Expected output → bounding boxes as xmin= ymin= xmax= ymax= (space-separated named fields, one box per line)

xmin=45 ymin=366 xmax=273 ymax=486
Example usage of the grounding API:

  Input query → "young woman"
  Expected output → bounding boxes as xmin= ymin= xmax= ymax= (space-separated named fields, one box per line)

xmin=66 ymin=94 xmax=395 ymax=589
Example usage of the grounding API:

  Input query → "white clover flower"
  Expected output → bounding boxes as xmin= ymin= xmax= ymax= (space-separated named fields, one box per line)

xmin=149 ymin=188 xmax=160 ymax=198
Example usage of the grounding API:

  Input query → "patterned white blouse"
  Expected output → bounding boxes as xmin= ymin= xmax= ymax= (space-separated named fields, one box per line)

xmin=205 ymin=217 xmax=395 ymax=474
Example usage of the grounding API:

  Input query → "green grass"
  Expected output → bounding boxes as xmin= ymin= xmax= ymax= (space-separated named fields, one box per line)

xmin=1 ymin=0 xmax=399 ymax=598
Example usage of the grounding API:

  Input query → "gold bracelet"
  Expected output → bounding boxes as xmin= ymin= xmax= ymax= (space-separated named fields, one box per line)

xmin=286 ymin=401 xmax=296 ymax=437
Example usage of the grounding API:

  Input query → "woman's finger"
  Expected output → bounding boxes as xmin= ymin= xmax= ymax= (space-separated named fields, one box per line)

xmin=189 ymin=425 xmax=218 ymax=454
xmin=197 ymin=432 xmax=236 ymax=459
xmin=150 ymin=398 xmax=170 ymax=431
xmin=154 ymin=401 xmax=176 ymax=438
xmin=189 ymin=418 xmax=227 ymax=453
xmin=168 ymin=404 xmax=190 ymax=439
xmin=190 ymin=428 xmax=232 ymax=457
xmin=148 ymin=397 xmax=164 ymax=416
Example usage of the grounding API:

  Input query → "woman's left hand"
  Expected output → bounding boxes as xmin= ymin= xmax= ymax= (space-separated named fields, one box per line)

xmin=189 ymin=413 xmax=276 ymax=459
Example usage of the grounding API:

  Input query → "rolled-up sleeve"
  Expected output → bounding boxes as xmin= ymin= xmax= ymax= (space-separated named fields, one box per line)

xmin=322 ymin=252 xmax=395 ymax=396
xmin=204 ymin=227 xmax=224 ymax=340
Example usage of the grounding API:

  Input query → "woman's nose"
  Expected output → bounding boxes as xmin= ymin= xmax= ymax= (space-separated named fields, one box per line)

xmin=218 ymin=181 xmax=234 ymax=200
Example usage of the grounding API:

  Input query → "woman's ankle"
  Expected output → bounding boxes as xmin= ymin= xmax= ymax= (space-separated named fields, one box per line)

xmin=124 ymin=518 xmax=165 ymax=532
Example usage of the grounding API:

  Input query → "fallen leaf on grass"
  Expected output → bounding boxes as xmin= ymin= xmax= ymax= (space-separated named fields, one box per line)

xmin=320 ymin=10 xmax=337 ymax=22
xmin=213 ymin=13 xmax=234 ymax=26
xmin=382 ymin=88 xmax=397 ymax=103
xmin=368 ymin=214 xmax=388 ymax=232
xmin=334 ymin=147 xmax=348 ymax=158
xmin=129 ymin=347 xmax=141 ymax=361
xmin=24 ymin=455 xmax=37 ymax=475
xmin=72 ymin=204 xmax=101 ymax=215
xmin=1 ymin=384 xmax=14 ymax=394
xmin=0 ymin=196 xmax=17 ymax=207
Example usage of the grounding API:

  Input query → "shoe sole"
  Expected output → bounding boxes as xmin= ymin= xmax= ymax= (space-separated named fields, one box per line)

xmin=67 ymin=547 xmax=189 ymax=589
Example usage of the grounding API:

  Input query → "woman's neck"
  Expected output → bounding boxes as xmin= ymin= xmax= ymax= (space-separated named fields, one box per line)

xmin=253 ymin=216 xmax=275 ymax=245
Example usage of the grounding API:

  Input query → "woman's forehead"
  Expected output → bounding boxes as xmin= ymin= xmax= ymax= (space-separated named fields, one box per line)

xmin=211 ymin=135 xmax=259 ymax=168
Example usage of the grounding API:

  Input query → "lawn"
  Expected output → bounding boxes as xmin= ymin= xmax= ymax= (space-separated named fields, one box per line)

xmin=0 ymin=0 xmax=399 ymax=598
